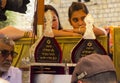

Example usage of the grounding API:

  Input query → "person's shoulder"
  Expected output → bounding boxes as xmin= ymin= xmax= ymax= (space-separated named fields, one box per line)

xmin=9 ymin=66 xmax=22 ymax=73
xmin=7 ymin=67 xmax=22 ymax=83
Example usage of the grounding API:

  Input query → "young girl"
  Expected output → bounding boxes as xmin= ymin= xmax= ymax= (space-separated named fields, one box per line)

xmin=68 ymin=2 xmax=107 ymax=36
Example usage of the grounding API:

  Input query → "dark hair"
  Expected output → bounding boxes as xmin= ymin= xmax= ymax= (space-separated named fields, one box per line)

xmin=45 ymin=5 xmax=63 ymax=30
xmin=0 ymin=0 xmax=30 ymax=21
xmin=68 ymin=2 xmax=89 ymax=19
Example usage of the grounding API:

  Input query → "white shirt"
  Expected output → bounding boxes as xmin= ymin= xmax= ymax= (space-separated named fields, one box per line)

xmin=2 ymin=66 xmax=22 ymax=83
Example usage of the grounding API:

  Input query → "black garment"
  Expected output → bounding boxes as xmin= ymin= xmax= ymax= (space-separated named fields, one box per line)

xmin=0 ymin=0 xmax=30 ymax=21
xmin=5 ymin=0 xmax=30 ymax=13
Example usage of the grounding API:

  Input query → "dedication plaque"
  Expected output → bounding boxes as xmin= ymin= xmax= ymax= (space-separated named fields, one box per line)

xmin=34 ymin=10 xmax=62 ymax=63
xmin=34 ymin=37 xmax=62 ymax=63
xmin=71 ymin=39 xmax=107 ymax=63
xmin=71 ymin=14 xmax=107 ymax=63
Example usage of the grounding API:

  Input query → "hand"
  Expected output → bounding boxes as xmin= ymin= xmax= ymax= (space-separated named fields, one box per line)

xmin=73 ymin=27 xmax=86 ymax=35
xmin=62 ymin=29 xmax=74 ymax=32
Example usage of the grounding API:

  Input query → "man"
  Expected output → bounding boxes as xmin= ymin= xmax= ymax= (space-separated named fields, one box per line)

xmin=0 ymin=34 xmax=22 ymax=83
xmin=71 ymin=53 xmax=118 ymax=83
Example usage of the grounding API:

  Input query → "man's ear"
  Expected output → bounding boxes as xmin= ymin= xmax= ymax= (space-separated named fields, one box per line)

xmin=78 ymin=80 xmax=83 ymax=83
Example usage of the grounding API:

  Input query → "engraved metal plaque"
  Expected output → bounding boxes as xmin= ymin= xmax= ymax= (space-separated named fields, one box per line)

xmin=35 ymin=37 xmax=62 ymax=63
xmin=71 ymin=39 xmax=107 ymax=63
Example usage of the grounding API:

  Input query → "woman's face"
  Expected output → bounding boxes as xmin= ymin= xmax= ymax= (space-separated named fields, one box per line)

xmin=51 ymin=11 xmax=59 ymax=30
xmin=69 ymin=10 xmax=87 ymax=29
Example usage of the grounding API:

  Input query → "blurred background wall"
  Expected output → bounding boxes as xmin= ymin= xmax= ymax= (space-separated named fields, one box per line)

xmin=48 ymin=0 xmax=120 ymax=29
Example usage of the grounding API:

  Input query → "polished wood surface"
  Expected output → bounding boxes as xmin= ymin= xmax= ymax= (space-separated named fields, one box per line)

xmin=37 ymin=0 xmax=44 ymax=25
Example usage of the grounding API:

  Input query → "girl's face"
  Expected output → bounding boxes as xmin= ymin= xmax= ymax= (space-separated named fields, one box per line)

xmin=51 ymin=11 xmax=59 ymax=30
xmin=69 ymin=10 xmax=87 ymax=29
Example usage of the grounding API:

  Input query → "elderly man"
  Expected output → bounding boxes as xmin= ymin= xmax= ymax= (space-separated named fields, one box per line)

xmin=71 ymin=53 xmax=118 ymax=83
xmin=0 ymin=34 xmax=22 ymax=83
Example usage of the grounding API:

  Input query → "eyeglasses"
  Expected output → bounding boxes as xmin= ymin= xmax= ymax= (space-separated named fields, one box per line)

xmin=0 ymin=50 xmax=18 ymax=58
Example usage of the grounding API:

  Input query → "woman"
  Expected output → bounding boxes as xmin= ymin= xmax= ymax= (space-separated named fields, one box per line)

xmin=45 ymin=5 xmax=62 ymax=30
xmin=68 ymin=2 xmax=107 ymax=36
xmin=44 ymin=4 xmax=81 ymax=37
